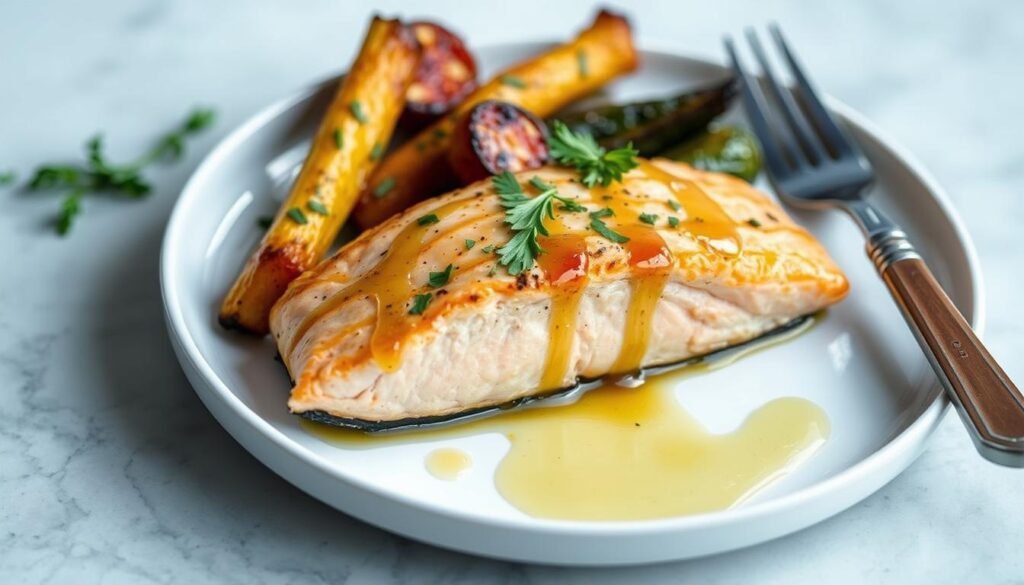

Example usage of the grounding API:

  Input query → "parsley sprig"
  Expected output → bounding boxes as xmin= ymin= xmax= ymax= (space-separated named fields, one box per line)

xmin=547 ymin=120 xmax=638 ymax=187
xmin=25 ymin=107 xmax=215 ymax=235
xmin=494 ymin=172 xmax=583 ymax=275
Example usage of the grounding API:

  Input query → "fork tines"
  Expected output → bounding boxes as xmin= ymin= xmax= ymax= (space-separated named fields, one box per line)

xmin=724 ymin=25 xmax=867 ymax=181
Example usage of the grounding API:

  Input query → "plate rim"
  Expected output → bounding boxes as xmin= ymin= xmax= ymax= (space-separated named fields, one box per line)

xmin=160 ymin=42 xmax=984 ymax=548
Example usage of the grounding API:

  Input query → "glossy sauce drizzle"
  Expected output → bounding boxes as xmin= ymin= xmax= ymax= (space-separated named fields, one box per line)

xmin=287 ymin=199 xmax=473 ymax=371
xmin=612 ymin=225 xmax=673 ymax=375
xmin=637 ymin=160 xmax=742 ymax=256
xmin=536 ymin=234 xmax=589 ymax=390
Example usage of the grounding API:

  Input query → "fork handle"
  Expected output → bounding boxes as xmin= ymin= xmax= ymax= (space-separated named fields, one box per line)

xmin=867 ymin=231 xmax=1024 ymax=466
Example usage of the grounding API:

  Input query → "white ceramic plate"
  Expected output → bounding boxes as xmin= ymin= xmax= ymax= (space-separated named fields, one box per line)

xmin=160 ymin=43 xmax=982 ymax=565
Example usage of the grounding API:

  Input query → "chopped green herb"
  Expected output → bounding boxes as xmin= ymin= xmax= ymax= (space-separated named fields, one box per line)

xmin=417 ymin=213 xmax=440 ymax=226
xmin=668 ymin=216 xmax=680 ymax=228
xmin=184 ymin=109 xmax=216 ymax=132
xmin=747 ymin=218 xmax=762 ymax=227
xmin=307 ymin=199 xmax=329 ymax=216
xmin=369 ymin=142 xmax=384 ymax=161
xmin=590 ymin=216 xmax=630 ymax=244
xmin=26 ymin=106 xmax=215 ymax=235
xmin=349 ymin=101 xmax=368 ymax=124
xmin=481 ymin=244 xmax=495 ymax=254
xmin=488 ymin=264 xmax=498 ymax=277
xmin=0 ymin=170 xmax=16 ymax=186
xmin=428 ymin=264 xmax=454 ymax=288
xmin=464 ymin=239 xmax=476 ymax=250
xmin=56 ymin=189 xmax=83 ymax=236
xmin=547 ymin=121 xmax=638 ymax=187
xmin=286 ymin=207 xmax=308 ymax=225
xmin=589 ymin=207 xmax=614 ymax=219
xmin=500 ymin=75 xmax=527 ymax=89
xmin=667 ymin=198 xmax=681 ymax=212
xmin=409 ymin=293 xmax=433 ymax=315
xmin=576 ymin=49 xmax=588 ymax=79
xmin=257 ymin=215 xmax=274 ymax=229
xmin=639 ymin=213 xmax=659 ymax=225
xmin=373 ymin=176 xmax=396 ymax=198
xmin=493 ymin=172 xmax=586 ymax=275
xmin=333 ymin=128 xmax=344 ymax=149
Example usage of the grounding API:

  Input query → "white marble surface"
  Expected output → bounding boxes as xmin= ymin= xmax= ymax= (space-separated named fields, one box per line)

xmin=2 ymin=0 xmax=1023 ymax=582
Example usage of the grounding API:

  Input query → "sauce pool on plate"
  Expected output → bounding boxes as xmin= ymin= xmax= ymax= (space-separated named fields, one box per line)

xmin=305 ymin=345 xmax=830 ymax=521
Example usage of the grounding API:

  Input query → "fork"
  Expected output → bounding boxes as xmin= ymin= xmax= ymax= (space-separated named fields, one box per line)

xmin=726 ymin=25 xmax=1024 ymax=467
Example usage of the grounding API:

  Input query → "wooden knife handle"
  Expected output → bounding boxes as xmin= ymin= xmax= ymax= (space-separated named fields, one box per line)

xmin=880 ymin=256 xmax=1024 ymax=466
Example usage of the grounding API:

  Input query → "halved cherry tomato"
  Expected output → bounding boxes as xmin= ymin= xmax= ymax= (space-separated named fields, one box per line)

xmin=447 ymin=100 xmax=550 ymax=184
xmin=403 ymin=22 xmax=478 ymax=127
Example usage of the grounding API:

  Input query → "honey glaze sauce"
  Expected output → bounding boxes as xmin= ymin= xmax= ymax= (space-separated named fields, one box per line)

xmin=425 ymin=447 xmax=473 ymax=481
xmin=305 ymin=317 xmax=830 ymax=521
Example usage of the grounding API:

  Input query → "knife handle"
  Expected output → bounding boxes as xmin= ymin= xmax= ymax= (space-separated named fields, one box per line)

xmin=867 ymin=230 xmax=1024 ymax=466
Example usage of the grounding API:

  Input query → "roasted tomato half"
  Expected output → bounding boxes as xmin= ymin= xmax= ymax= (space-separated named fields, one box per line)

xmin=448 ymin=100 xmax=550 ymax=184
xmin=403 ymin=22 xmax=478 ymax=126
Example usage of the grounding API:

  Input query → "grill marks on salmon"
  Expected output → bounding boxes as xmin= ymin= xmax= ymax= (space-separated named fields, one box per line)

xmin=270 ymin=159 xmax=849 ymax=423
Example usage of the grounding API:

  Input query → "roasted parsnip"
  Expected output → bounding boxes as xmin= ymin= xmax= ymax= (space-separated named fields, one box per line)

xmin=353 ymin=9 xmax=637 ymax=228
xmin=219 ymin=17 xmax=419 ymax=334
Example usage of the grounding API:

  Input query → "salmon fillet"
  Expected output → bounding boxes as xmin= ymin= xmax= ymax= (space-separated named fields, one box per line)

xmin=270 ymin=159 xmax=849 ymax=424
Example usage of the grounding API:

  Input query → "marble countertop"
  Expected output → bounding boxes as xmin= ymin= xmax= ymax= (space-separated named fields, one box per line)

xmin=2 ymin=0 xmax=1022 ymax=582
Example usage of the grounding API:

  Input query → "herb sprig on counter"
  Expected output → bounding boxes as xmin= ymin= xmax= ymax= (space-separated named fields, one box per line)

xmin=24 ymin=107 xmax=216 ymax=235
xmin=493 ymin=172 xmax=584 ymax=275
xmin=548 ymin=120 xmax=638 ymax=187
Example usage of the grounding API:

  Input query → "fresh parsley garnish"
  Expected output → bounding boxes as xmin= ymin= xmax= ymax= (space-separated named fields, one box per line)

xmin=747 ymin=218 xmax=762 ymax=228
xmin=417 ymin=213 xmax=440 ymax=226
xmin=494 ymin=172 xmax=583 ymax=275
xmin=589 ymin=207 xmax=614 ymax=219
xmin=56 ymin=190 xmax=83 ymax=235
xmin=369 ymin=142 xmax=384 ymax=161
xmin=547 ymin=121 xmax=638 ymax=187
xmin=667 ymin=198 xmax=681 ymax=212
xmin=349 ymin=101 xmax=368 ymax=124
xmin=668 ymin=216 xmax=680 ymax=228
xmin=25 ymin=107 xmax=215 ymax=235
xmin=481 ymin=244 xmax=495 ymax=254
xmin=500 ymin=75 xmax=527 ymax=89
xmin=409 ymin=293 xmax=432 ymax=315
xmin=464 ymin=239 xmax=476 ymax=250
xmin=427 ymin=264 xmax=454 ymax=288
xmin=373 ymin=176 xmax=396 ymax=198
xmin=307 ymin=199 xmax=329 ymax=216
xmin=590 ymin=216 xmax=629 ymax=243
xmin=639 ymin=213 xmax=659 ymax=225
xmin=286 ymin=207 xmax=308 ymax=224
xmin=333 ymin=128 xmax=344 ymax=149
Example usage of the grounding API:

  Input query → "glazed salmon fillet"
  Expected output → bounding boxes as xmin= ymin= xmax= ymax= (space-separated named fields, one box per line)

xmin=269 ymin=159 xmax=849 ymax=424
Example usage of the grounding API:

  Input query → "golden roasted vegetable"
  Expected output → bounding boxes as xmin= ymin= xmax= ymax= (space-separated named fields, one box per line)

xmin=219 ymin=17 xmax=419 ymax=334
xmin=353 ymin=9 xmax=637 ymax=228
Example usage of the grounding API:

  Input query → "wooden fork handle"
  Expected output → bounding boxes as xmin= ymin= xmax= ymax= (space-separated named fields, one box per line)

xmin=871 ymin=237 xmax=1024 ymax=466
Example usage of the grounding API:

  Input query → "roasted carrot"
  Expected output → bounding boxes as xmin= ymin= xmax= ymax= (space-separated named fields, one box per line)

xmin=219 ymin=17 xmax=419 ymax=335
xmin=353 ymin=9 xmax=637 ymax=228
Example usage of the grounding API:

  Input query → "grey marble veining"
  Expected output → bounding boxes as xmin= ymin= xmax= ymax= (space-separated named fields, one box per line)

xmin=2 ymin=0 xmax=1023 ymax=583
